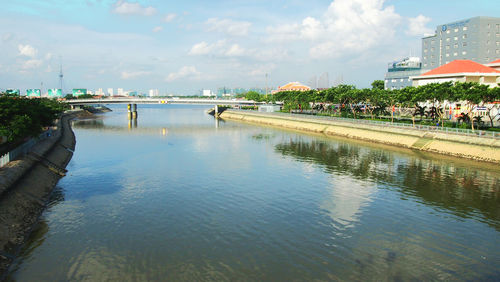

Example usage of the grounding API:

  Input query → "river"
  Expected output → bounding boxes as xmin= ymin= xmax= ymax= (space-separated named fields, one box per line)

xmin=7 ymin=104 xmax=500 ymax=281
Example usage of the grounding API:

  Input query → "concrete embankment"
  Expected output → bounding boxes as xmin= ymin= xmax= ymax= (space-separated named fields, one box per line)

xmin=0 ymin=111 xmax=80 ymax=278
xmin=220 ymin=110 xmax=500 ymax=164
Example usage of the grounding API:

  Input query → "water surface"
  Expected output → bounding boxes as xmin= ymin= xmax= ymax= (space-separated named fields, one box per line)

xmin=8 ymin=105 xmax=500 ymax=281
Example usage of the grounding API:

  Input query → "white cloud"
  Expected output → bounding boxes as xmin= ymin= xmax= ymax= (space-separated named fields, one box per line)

xmin=45 ymin=53 xmax=53 ymax=60
xmin=189 ymin=41 xmax=212 ymax=55
xmin=407 ymin=14 xmax=433 ymax=36
xmin=2 ymin=33 xmax=14 ymax=42
xmin=266 ymin=0 xmax=401 ymax=58
xmin=166 ymin=66 xmax=200 ymax=81
xmin=206 ymin=18 xmax=252 ymax=36
xmin=152 ymin=26 xmax=163 ymax=33
xmin=112 ymin=0 xmax=156 ymax=16
xmin=121 ymin=70 xmax=151 ymax=79
xmin=163 ymin=13 xmax=177 ymax=22
xmin=249 ymin=63 xmax=277 ymax=76
xmin=188 ymin=40 xmax=226 ymax=56
xmin=22 ymin=59 xmax=42 ymax=69
xmin=225 ymin=44 xmax=246 ymax=56
xmin=18 ymin=44 xmax=37 ymax=58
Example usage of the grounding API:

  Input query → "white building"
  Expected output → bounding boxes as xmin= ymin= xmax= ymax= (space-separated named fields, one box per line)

xmin=107 ymin=88 xmax=114 ymax=96
xmin=117 ymin=88 xmax=124 ymax=96
xmin=149 ymin=89 xmax=159 ymax=97
xmin=202 ymin=89 xmax=215 ymax=97
xmin=412 ymin=60 xmax=500 ymax=87
xmin=95 ymin=88 xmax=104 ymax=96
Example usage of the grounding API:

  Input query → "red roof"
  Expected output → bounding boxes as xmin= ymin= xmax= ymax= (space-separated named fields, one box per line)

xmin=421 ymin=60 xmax=500 ymax=76
xmin=488 ymin=58 xmax=500 ymax=64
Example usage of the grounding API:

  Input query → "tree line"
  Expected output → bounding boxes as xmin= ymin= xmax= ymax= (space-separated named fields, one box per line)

xmin=243 ymin=81 xmax=500 ymax=129
xmin=0 ymin=93 xmax=68 ymax=143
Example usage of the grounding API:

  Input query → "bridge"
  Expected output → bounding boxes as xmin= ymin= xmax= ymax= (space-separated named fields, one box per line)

xmin=66 ymin=97 xmax=264 ymax=106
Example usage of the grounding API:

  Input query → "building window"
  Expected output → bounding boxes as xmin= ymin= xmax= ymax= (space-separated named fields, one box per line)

xmin=497 ymin=41 xmax=500 ymax=46
xmin=488 ymin=24 xmax=491 ymax=28
xmin=497 ymin=49 xmax=500 ymax=54
xmin=423 ymin=56 xmax=427 ymax=60
xmin=445 ymin=45 xmax=450 ymax=50
xmin=424 ymin=63 xmax=427 ymax=67
xmin=431 ymin=55 xmax=434 ymax=59
xmin=497 ymin=33 xmax=500 ymax=38
xmin=431 ymin=47 xmax=435 ymax=52
xmin=431 ymin=62 xmax=435 ymax=66
xmin=453 ymin=52 xmax=458 ymax=56
xmin=454 ymin=28 xmax=459 ymax=32
xmin=446 ymin=53 xmax=450 ymax=57
xmin=454 ymin=43 xmax=458 ymax=48
xmin=446 ymin=38 xmax=450 ymax=42
xmin=431 ymin=40 xmax=435 ymax=44
xmin=446 ymin=30 xmax=450 ymax=34
xmin=462 ymin=51 xmax=467 ymax=55
xmin=392 ymin=79 xmax=396 ymax=83
xmin=400 ymin=79 xmax=404 ymax=82
xmin=463 ymin=34 xmax=467 ymax=39
xmin=424 ymin=49 xmax=428 ymax=53
xmin=463 ymin=26 xmax=468 ymax=31
xmin=463 ymin=42 xmax=467 ymax=47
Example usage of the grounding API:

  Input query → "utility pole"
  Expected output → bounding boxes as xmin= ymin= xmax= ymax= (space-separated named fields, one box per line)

xmin=265 ymin=73 xmax=268 ymax=99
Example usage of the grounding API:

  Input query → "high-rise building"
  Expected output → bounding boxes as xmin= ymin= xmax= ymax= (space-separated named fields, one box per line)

xmin=384 ymin=57 xmax=425 ymax=90
xmin=317 ymin=72 xmax=329 ymax=89
xmin=107 ymin=88 xmax=114 ymax=96
xmin=308 ymin=75 xmax=317 ymax=89
xmin=117 ymin=88 xmax=124 ymax=96
xmin=422 ymin=16 xmax=500 ymax=69
xmin=149 ymin=89 xmax=159 ymax=97
xmin=95 ymin=88 xmax=104 ymax=96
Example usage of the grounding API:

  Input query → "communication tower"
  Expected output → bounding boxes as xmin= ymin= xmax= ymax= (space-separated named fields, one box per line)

xmin=59 ymin=57 xmax=64 ymax=94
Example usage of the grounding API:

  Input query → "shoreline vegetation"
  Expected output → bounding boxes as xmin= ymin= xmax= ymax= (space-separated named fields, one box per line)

xmin=0 ymin=94 xmax=68 ymax=149
xmin=239 ymin=81 xmax=500 ymax=131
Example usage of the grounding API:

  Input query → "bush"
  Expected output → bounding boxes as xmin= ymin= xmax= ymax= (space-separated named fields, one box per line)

xmin=0 ymin=96 xmax=68 ymax=142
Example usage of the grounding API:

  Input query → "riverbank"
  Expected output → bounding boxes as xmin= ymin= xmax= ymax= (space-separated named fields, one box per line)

xmin=0 ymin=111 xmax=83 ymax=278
xmin=220 ymin=110 xmax=500 ymax=163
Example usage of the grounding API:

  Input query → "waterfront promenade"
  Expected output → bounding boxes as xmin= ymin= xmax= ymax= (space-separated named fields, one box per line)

xmin=220 ymin=110 xmax=500 ymax=163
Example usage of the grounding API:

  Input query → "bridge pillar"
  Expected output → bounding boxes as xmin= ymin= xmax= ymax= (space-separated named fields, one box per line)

xmin=132 ymin=104 xmax=138 ymax=119
xmin=127 ymin=104 xmax=132 ymax=119
xmin=214 ymin=104 xmax=219 ymax=119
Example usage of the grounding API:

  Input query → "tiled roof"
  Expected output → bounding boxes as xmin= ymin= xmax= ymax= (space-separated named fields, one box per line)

xmin=420 ymin=60 xmax=500 ymax=76
xmin=278 ymin=82 xmax=311 ymax=90
xmin=488 ymin=58 xmax=500 ymax=64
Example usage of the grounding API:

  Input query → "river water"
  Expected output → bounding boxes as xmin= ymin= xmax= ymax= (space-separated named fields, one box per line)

xmin=7 ymin=105 xmax=500 ymax=281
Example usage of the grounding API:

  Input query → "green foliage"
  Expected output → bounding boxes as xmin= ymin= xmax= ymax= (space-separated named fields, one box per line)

xmin=0 ymin=96 xmax=68 ymax=142
xmin=371 ymin=80 xmax=385 ymax=90
xmin=272 ymin=82 xmax=499 ymax=127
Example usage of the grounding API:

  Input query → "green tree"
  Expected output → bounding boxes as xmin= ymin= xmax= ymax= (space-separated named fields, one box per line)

xmin=371 ymin=80 xmax=385 ymax=90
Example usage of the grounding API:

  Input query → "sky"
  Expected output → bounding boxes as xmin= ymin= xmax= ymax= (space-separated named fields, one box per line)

xmin=0 ymin=0 xmax=499 ymax=95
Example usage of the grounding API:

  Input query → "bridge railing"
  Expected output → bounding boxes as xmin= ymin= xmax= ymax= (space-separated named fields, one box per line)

xmin=232 ymin=109 xmax=500 ymax=139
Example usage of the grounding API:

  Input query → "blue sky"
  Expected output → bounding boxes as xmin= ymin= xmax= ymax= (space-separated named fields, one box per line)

xmin=0 ymin=0 xmax=499 ymax=95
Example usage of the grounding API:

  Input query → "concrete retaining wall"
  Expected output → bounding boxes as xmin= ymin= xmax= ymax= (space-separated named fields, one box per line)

xmin=220 ymin=110 xmax=500 ymax=163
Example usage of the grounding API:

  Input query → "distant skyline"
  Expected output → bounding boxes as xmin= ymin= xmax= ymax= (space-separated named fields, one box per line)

xmin=0 ymin=0 xmax=499 ymax=95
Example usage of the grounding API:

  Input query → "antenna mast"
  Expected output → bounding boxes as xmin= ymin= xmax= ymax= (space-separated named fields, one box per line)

xmin=59 ymin=56 xmax=64 ymax=93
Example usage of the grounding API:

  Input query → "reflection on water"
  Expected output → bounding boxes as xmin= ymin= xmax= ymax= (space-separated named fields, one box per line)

xmin=8 ymin=105 xmax=500 ymax=281
xmin=275 ymin=139 xmax=500 ymax=230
